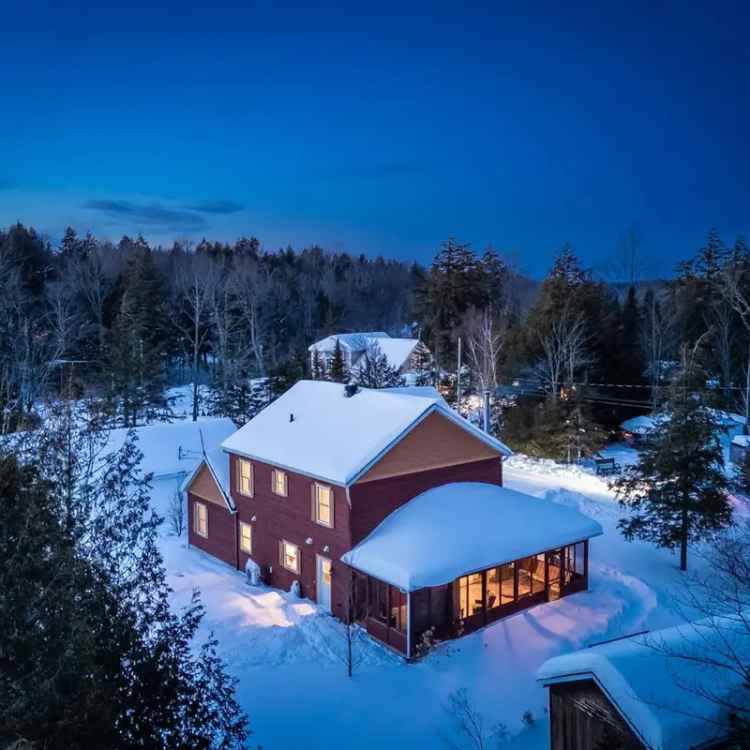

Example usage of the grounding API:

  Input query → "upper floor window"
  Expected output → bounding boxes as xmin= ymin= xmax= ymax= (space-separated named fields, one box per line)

xmin=313 ymin=482 xmax=334 ymax=528
xmin=280 ymin=539 xmax=301 ymax=574
xmin=272 ymin=468 xmax=288 ymax=497
xmin=237 ymin=458 xmax=253 ymax=497
xmin=193 ymin=501 xmax=208 ymax=538
xmin=239 ymin=521 xmax=252 ymax=554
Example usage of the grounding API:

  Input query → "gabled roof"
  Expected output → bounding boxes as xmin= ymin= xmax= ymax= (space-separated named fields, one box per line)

xmin=342 ymin=482 xmax=602 ymax=591
xmin=180 ymin=445 xmax=235 ymax=512
xmin=221 ymin=381 xmax=511 ymax=486
xmin=538 ymin=616 xmax=750 ymax=750
xmin=308 ymin=332 xmax=389 ymax=353
xmin=354 ymin=337 xmax=422 ymax=372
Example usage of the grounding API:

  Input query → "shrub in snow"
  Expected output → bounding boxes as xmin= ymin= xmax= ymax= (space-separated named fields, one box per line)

xmin=290 ymin=579 xmax=302 ymax=598
xmin=244 ymin=558 xmax=261 ymax=586
xmin=521 ymin=709 xmax=535 ymax=727
xmin=414 ymin=626 xmax=440 ymax=659
xmin=168 ymin=489 xmax=185 ymax=537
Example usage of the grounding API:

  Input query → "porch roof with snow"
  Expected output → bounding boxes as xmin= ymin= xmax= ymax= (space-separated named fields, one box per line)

xmin=538 ymin=616 xmax=750 ymax=750
xmin=341 ymin=482 xmax=602 ymax=591
xmin=221 ymin=381 xmax=511 ymax=486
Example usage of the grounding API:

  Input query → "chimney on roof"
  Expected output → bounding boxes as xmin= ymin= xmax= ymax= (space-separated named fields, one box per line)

xmin=344 ymin=383 xmax=359 ymax=398
xmin=289 ymin=413 xmax=295 ymax=422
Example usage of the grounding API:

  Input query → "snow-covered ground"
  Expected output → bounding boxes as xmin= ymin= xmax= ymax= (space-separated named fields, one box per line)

xmin=137 ymin=426 xmax=744 ymax=749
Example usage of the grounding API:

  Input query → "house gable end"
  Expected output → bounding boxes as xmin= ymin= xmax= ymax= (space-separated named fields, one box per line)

xmin=355 ymin=410 xmax=503 ymax=484
xmin=187 ymin=463 xmax=228 ymax=508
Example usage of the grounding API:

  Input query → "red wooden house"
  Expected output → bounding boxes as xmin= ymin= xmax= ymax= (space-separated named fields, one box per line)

xmin=182 ymin=381 xmax=602 ymax=658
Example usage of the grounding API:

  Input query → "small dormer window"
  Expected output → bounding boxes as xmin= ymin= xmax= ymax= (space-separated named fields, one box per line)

xmin=237 ymin=458 xmax=253 ymax=497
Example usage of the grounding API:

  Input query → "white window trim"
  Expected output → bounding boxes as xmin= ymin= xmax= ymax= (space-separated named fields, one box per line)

xmin=280 ymin=539 xmax=301 ymax=574
xmin=271 ymin=468 xmax=288 ymax=497
xmin=239 ymin=521 xmax=252 ymax=554
xmin=314 ymin=482 xmax=334 ymax=528
xmin=194 ymin=501 xmax=208 ymax=538
xmin=237 ymin=458 xmax=253 ymax=498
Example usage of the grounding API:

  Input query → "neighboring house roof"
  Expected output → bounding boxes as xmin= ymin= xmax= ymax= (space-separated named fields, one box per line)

xmin=354 ymin=337 xmax=422 ymax=372
xmin=308 ymin=332 xmax=390 ymax=353
xmin=104 ymin=417 xmax=236 ymax=479
xmin=538 ymin=615 xmax=750 ymax=750
xmin=342 ymin=482 xmax=603 ymax=591
xmin=221 ymin=380 xmax=511 ymax=486
xmin=180 ymin=445 xmax=235 ymax=511
xmin=623 ymin=410 xmax=745 ymax=435
xmin=620 ymin=414 xmax=668 ymax=435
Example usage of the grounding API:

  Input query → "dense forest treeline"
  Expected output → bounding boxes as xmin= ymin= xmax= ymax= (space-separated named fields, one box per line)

xmin=2 ymin=222 xmax=750 ymax=460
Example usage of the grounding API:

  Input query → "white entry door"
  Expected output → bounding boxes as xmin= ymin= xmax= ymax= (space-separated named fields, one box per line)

xmin=316 ymin=555 xmax=332 ymax=613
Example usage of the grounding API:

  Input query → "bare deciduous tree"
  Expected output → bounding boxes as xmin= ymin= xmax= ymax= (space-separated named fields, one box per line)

xmin=536 ymin=302 xmax=590 ymax=398
xmin=464 ymin=307 xmax=507 ymax=394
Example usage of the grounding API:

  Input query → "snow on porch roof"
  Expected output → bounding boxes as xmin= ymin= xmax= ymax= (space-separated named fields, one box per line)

xmin=342 ymin=482 xmax=602 ymax=591
xmin=221 ymin=381 xmax=511 ymax=486
xmin=537 ymin=615 xmax=750 ymax=750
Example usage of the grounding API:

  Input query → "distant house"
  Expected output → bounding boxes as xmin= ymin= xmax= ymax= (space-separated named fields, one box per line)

xmin=621 ymin=410 xmax=745 ymax=448
xmin=539 ymin=616 xmax=750 ymax=750
xmin=308 ymin=332 xmax=430 ymax=380
xmin=182 ymin=380 xmax=602 ymax=658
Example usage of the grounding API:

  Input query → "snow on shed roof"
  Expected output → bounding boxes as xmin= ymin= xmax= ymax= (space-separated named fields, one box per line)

xmin=221 ymin=381 xmax=511 ymax=486
xmin=538 ymin=616 xmax=750 ymax=750
xmin=308 ymin=332 xmax=389 ymax=352
xmin=105 ymin=417 xmax=236 ymax=480
xmin=342 ymin=482 xmax=602 ymax=591
xmin=620 ymin=414 xmax=666 ymax=435
xmin=732 ymin=434 xmax=750 ymax=448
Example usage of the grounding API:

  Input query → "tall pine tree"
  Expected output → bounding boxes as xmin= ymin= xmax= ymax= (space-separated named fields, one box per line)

xmin=613 ymin=348 xmax=732 ymax=570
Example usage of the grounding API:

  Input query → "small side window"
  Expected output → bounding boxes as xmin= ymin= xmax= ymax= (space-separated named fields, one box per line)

xmin=239 ymin=521 xmax=252 ymax=554
xmin=237 ymin=458 xmax=253 ymax=497
xmin=280 ymin=539 xmax=301 ymax=574
xmin=272 ymin=469 xmax=288 ymax=497
xmin=194 ymin=501 xmax=208 ymax=538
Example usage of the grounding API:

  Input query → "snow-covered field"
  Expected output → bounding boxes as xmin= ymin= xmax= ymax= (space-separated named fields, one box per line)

xmin=136 ymin=419 xmax=742 ymax=749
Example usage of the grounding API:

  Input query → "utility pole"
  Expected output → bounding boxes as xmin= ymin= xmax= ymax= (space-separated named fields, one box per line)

xmin=456 ymin=336 xmax=462 ymax=409
xmin=483 ymin=389 xmax=490 ymax=433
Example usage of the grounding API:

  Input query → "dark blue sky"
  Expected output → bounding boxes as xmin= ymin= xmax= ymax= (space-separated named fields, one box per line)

xmin=1 ymin=1 xmax=748 ymax=276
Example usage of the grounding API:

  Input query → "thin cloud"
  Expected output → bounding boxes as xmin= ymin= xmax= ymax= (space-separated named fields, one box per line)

xmin=82 ymin=199 xmax=207 ymax=229
xmin=184 ymin=199 xmax=244 ymax=214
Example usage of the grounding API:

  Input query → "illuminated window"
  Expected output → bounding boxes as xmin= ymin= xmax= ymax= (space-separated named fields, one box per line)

xmin=458 ymin=572 xmax=484 ymax=619
xmin=272 ymin=469 xmax=287 ymax=497
xmin=237 ymin=458 xmax=253 ymax=497
xmin=280 ymin=539 xmax=300 ymax=574
xmin=239 ymin=522 xmax=252 ymax=554
xmin=313 ymin=483 xmax=333 ymax=527
xmin=193 ymin=501 xmax=208 ymax=538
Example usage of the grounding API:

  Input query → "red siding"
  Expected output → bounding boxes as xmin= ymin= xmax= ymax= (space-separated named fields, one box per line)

xmin=187 ymin=492 xmax=237 ymax=568
xmin=228 ymin=454 xmax=354 ymax=622
xmin=349 ymin=457 xmax=503 ymax=545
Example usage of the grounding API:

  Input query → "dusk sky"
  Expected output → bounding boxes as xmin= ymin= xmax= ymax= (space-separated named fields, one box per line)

xmin=2 ymin=1 xmax=748 ymax=277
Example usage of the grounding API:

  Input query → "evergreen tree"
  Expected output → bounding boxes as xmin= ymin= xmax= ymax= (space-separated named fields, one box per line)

xmin=733 ymin=449 xmax=750 ymax=497
xmin=107 ymin=248 xmax=167 ymax=425
xmin=354 ymin=341 xmax=404 ymax=388
xmin=617 ymin=285 xmax=646 ymax=385
xmin=613 ymin=351 xmax=732 ymax=571
xmin=2 ymin=406 xmax=250 ymax=748
xmin=412 ymin=342 xmax=433 ymax=386
xmin=328 ymin=338 xmax=349 ymax=383
xmin=311 ymin=347 xmax=326 ymax=380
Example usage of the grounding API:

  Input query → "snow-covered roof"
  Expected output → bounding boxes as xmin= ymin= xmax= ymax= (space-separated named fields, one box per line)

xmin=620 ymin=414 xmax=667 ymax=435
xmin=308 ymin=332 xmax=389 ymax=353
xmin=105 ymin=417 xmax=236 ymax=480
xmin=363 ymin=338 xmax=421 ymax=371
xmin=180 ymin=444 xmax=235 ymax=511
xmin=342 ymin=482 xmax=602 ymax=591
xmin=732 ymin=434 xmax=750 ymax=448
xmin=623 ymin=410 xmax=745 ymax=435
xmin=538 ymin=616 xmax=750 ymax=750
xmin=221 ymin=381 xmax=511 ymax=486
